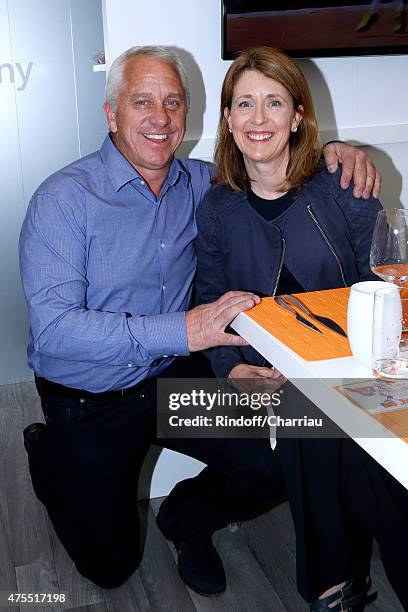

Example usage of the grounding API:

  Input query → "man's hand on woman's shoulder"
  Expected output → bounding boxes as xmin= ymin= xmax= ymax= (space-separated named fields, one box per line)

xmin=323 ymin=141 xmax=381 ymax=200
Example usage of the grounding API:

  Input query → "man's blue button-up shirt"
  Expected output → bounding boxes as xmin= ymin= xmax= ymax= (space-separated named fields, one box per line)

xmin=19 ymin=135 xmax=212 ymax=392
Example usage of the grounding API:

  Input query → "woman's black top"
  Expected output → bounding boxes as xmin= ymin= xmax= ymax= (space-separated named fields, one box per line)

xmin=247 ymin=187 xmax=304 ymax=295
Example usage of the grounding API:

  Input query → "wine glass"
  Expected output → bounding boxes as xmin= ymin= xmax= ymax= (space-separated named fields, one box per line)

xmin=370 ymin=208 xmax=408 ymax=286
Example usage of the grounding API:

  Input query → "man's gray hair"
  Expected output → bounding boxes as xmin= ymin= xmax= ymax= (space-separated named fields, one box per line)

xmin=105 ymin=45 xmax=190 ymax=112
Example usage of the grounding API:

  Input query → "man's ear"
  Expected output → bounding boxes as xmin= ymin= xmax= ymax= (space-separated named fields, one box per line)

xmin=103 ymin=102 xmax=117 ymax=133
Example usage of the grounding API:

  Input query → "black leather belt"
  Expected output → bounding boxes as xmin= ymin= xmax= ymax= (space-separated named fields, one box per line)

xmin=34 ymin=375 xmax=153 ymax=400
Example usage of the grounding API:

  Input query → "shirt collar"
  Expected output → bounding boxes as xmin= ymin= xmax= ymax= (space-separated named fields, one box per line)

xmin=99 ymin=134 xmax=188 ymax=192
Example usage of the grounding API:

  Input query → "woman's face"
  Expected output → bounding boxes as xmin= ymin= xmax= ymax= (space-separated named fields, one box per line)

xmin=225 ymin=69 xmax=303 ymax=170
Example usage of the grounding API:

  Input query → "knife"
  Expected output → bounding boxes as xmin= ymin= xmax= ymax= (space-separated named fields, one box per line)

xmin=283 ymin=294 xmax=347 ymax=338
xmin=274 ymin=296 xmax=323 ymax=334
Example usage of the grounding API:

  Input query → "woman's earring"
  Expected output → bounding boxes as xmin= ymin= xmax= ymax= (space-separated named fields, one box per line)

xmin=292 ymin=125 xmax=298 ymax=132
xmin=228 ymin=127 xmax=232 ymax=133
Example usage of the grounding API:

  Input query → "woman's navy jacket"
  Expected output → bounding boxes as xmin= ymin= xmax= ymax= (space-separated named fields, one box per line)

xmin=195 ymin=167 xmax=382 ymax=378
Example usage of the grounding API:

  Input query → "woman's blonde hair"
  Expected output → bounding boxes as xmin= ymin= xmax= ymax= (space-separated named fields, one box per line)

xmin=213 ymin=47 xmax=322 ymax=192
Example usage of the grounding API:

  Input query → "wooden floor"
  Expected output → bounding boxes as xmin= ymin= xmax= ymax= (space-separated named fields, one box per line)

xmin=0 ymin=382 xmax=403 ymax=611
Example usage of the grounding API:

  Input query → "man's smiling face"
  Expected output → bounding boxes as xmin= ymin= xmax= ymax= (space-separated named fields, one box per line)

xmin=104 ymin=55 xmax=187 ymax=181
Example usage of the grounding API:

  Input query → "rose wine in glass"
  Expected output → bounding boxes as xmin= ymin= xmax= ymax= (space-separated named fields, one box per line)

xmin=370 ymin=209 xmax=408 ymax=286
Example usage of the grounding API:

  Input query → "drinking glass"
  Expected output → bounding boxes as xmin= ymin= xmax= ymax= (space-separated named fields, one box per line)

xmin=348 ymin=281 xmax=395 ymax=368
xmin=370 ymin=208 xmax=408 ymax=285
xmin=372 ymin=285 xmax=408 ymax=379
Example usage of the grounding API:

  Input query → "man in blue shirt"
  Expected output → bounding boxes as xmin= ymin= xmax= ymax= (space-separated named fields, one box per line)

xmin=19 ymin=45 xmax=380 ymax=596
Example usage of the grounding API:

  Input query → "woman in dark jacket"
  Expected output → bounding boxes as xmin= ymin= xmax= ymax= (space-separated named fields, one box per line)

xmin=195 ymin=46 xmax=407 ymax=610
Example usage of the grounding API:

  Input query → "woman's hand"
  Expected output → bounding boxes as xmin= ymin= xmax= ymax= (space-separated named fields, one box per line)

xmin=228 ymin=363 xmax=286 ymax=394
xmin=323 ymin=141 xmax=381 ymax=199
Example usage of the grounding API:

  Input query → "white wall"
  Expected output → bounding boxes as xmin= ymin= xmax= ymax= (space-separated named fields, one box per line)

xmin=103 ymin=0 xmax=408 ymax=206
xmin=0 ymin=0 xmax=106 ymax=385
xmin=102 ymin=0 xmax=408 ymax=498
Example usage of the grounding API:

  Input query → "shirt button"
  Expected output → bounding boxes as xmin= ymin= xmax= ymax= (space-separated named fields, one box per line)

xmin=140 ymin=180 xmax=145 ymax=185
xmin=127 ymin=363 xmax=134 ymax=368
xmin=160 ymin=241 xmax=165 ymax=249
xmin=162 ymin=285 xmax=166 ymax=291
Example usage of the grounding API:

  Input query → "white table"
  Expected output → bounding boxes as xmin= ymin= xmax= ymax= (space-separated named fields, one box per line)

xmin=232 ymin=312 xmax=408 ymax=490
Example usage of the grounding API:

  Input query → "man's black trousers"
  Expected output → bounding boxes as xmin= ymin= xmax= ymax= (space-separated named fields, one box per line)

xmin=27 ymin=354 xmax=286 ymax=588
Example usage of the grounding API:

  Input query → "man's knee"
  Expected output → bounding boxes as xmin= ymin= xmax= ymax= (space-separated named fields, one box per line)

xmin=76 ymin=554 xmax=142 ymax=589
xmin=234 ymin=444 xmax=283 ymax=488
xmin=228 ymin=457 xmax=285 ymax=506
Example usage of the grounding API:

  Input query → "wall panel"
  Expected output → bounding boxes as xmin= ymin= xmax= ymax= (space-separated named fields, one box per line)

xmin=1 ymin=0 xmax=105 ymax=385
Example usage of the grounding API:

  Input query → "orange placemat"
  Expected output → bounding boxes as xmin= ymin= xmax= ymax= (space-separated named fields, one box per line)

xmin=372 ymin=409 xmax=408 ymax=443
xmin=247 ymin=287 xmax=352 ymax=361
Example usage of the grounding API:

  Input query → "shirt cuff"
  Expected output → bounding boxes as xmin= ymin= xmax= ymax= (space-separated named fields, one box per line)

xmin=130 ymin=311 xmax=189 ymax=359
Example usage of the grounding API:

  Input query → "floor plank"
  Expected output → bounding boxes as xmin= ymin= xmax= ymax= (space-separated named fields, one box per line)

xmin=66 ymin=604 xmax=108 ymax=612
xmin=103 ymin=572 xmax=151 ymax=612
xmin=0 ymin=462 xmax=17 ymax=599
xmin=47 ymin=522 xmax=105 ymax=610
xmin=241 ymin=506 xmax=308 ymax=611
xmin=15 ymin=555 xmax=63 ymax=612
xmin=211 ymin=528 xmax=287 ymax=612
xmin=136 ymin=504 xmax=195 ymax=611
xmin=266 ymin=502 xmax=297 ymax=555
xmin=0 ymin=564 xmax=18 ymax=612
xmin=1 ymin=383 xmax=51 ymax=567
xmin=152 ymin=498 xmax=287 ymax=611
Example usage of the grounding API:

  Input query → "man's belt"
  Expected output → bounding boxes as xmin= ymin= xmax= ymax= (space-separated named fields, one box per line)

xmin=34 ymin=375 xmax=154 ymax=400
